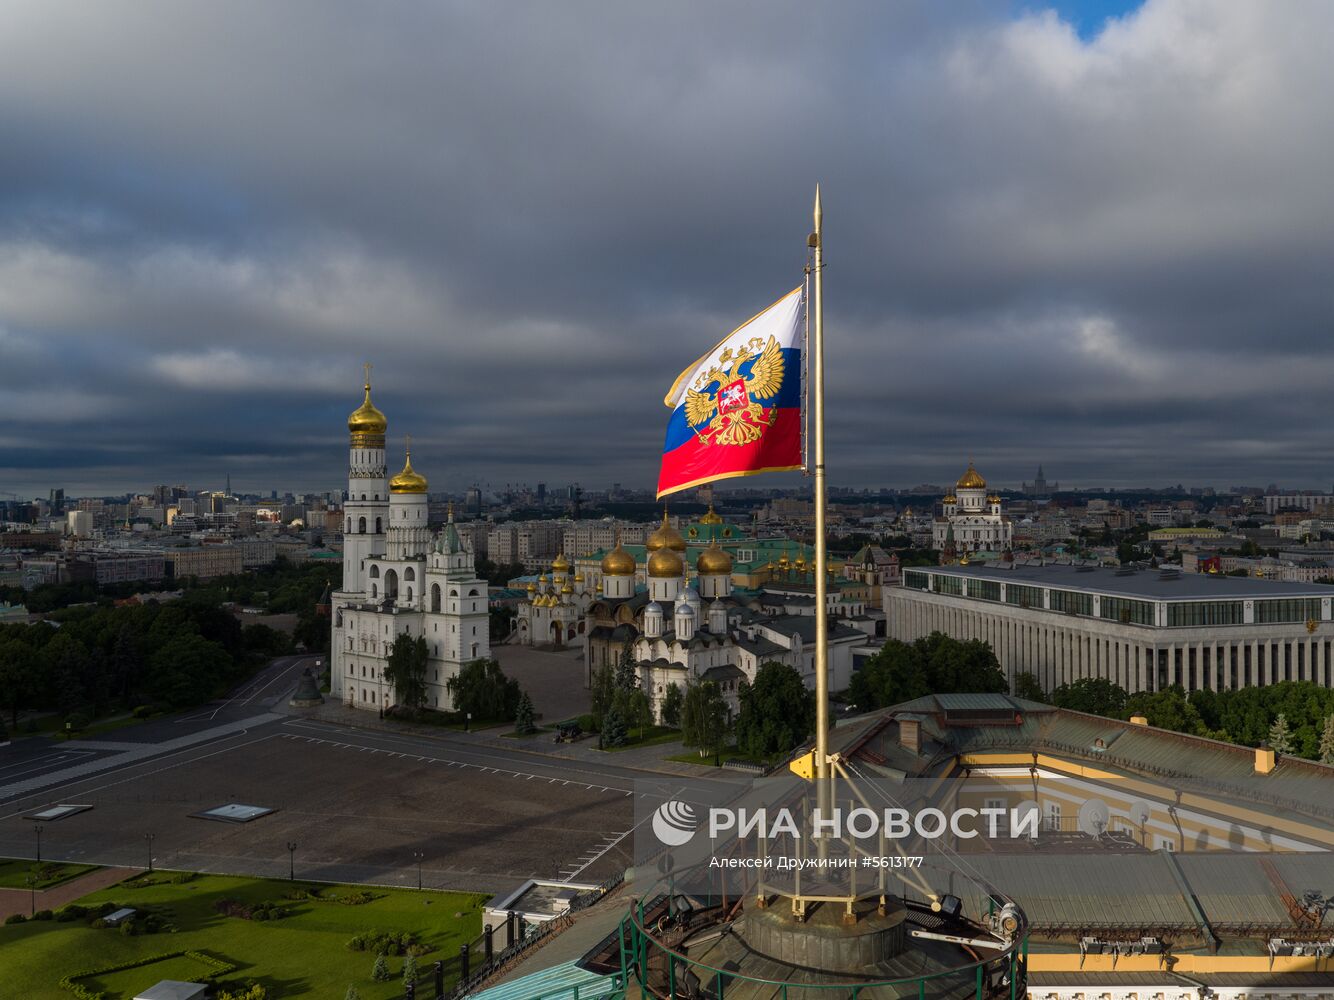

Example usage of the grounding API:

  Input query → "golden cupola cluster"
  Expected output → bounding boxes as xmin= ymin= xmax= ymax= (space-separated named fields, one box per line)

xmin=646 ymin=512 xmax=687 ymax=578
xmin=696 ymin=540 xmax=733 ymax=575
xmin=956 ymin=462 xmax=986 ymax=490
xmin=348 ymin=367 xmax=388 ymax=445
xmin=698 ymin=503 xmax=723 ymax=526
xmin=389 ymin=447 xmax=428 ymax=494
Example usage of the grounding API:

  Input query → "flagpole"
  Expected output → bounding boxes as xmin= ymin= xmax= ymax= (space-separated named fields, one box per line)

xmin=810 ymin=184 xmax=829 ymax=784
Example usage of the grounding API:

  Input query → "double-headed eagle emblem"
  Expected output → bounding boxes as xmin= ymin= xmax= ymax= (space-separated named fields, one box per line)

xmin=683 ymin=335 xmax=785 ymax=447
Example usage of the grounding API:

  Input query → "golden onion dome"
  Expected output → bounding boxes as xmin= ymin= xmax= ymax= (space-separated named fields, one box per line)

xmin=646 ymin=512 xmax=687 ymax=552
xmin=778 ymin=552 xmax=790 ymax=567
xmin=698 ymin=503 xmax=723 ymax=526
xmin=389 ymin=449 xmax=428 ymax=494
xmin=601 ymin=542 xmax=636 ymax=576
xmin=526 ymin=580 xmax=536 ymax=592
xmin=538 ymin=574 xmax=549 ymax=585
xmin=561 ymin=583 xmax=573 ymax=594
xmin=697 ymin=541 xmax=733 ymax=575
xmin=987 ymin=495 xmax=1001 ymax=504
xmin=573 ymin=572 xmax=584 ymax=583
xmin=348 ymin=377 xmax=387 ymax=437
xmin=647 ymin=546 xmax=684 ymax=578
xmin=552 ymin=553 xmax=571 ymax=572
xmin=942 ymin=495 xmax=957 ymax=504
xmin=956 ymin=463 xmax=986 ymax=490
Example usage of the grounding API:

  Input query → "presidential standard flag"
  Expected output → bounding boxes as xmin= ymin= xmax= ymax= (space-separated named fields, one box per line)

xmin=657 ymin=286 xmax=804 ymax=498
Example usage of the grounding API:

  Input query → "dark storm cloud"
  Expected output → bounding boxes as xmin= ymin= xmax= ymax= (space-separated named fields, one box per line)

xmin=1 ymin=0 xmax=1332 ymax=496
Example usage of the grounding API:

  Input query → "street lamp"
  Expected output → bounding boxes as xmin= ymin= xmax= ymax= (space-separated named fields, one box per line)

xmin=413 ymin=851 xmax=424 ymax=890
xmin=34 ymin=824 xmax=42 ymax=865
xmin=465 ymin=712 xmax=472 ymax=733
xmin=286 ymin=841 xmax=297 ymax=881
xmin=144 ymin=833 xmax=155 ymax=873
xmin=26 ymin=873 xmax=36 ymax=916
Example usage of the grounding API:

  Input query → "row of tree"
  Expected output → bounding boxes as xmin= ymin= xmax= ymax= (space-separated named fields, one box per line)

xmin=1016 ymin=673 xmax=1334 ymax=763
xmin=848 ymin=632 xmax=1007 ymax=710
xmin=586 ymin=650 xmax=817 ymax=763
xmin=381 ymin=638 xmax=526 ymax=726
xmin=0 ymin=596 xmax=293 ymax=729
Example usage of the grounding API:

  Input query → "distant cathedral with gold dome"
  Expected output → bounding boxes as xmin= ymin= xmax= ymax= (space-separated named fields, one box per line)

xmin=330 ymin=369 xmax=490 ymax=713
xmin=932 ymin=461 xmax=1013 ymax=557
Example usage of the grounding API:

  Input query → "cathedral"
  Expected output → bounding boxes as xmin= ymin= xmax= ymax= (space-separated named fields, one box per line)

xmin=513 ymin=552 xmax=597 ymax=646
xmin=583 ymin=514 xmax=875 ymax=723
xmin=932 ymin=461 xmax=1013 ymax=557
xmin=330 ymin=372 xmax=490 ymax=713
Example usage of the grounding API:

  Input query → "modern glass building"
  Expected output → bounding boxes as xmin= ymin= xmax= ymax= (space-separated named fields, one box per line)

xmin=888 ymin=563 xmax=1334 ymax=694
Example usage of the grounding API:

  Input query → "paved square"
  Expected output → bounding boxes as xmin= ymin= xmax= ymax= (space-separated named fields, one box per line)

xmin=0 ymin=722 xmax=635 ymax=894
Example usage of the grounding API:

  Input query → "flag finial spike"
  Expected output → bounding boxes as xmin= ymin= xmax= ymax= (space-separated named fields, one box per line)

xmin=814 ymin=184 xmax=822 ymax=229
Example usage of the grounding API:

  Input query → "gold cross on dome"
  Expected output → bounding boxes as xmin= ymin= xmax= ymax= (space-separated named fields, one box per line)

xmin=363 ymin=361 xmax=373 ymax=387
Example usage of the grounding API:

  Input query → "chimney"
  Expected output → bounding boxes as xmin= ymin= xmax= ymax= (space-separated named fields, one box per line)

xmin=1255 ymin=745 xmax=1276 ymax=775
xmin=899 ymin=718 xmax=921 ymax=754
xmin=1129 ymin=715 xmax=1148 ymax=726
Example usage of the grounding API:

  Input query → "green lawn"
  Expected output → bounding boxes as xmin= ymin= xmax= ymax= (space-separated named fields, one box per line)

xmin=1 ymin=870 xmax=487 ymax=999
xmin=0 ymin=859 xmax=99 ymax=890
xmin=603 ymin=726 xmax=683 ymax=752
xmin=664 ymin=745 xmax=765 ymax=768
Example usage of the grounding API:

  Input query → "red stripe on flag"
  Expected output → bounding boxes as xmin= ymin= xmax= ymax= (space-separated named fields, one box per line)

xmin=657 ymin=407 xmax=802 ymax=498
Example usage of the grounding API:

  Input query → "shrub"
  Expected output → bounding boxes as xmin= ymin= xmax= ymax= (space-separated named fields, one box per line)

xmin=371 ymin=955 xmax=392 ymax=981
xmin=89 ymin=918 xmax=107 ymax=929
xmin=5 ymin=913 xmax=26 ymax=924
xmin=33 ymin=909 xmax=54 ymax=920
xmin=577 ymin=713 xmax=598 ymax=734
xmin=345 ymin=987 xmax=363 ymax=1000
xmin=132 ymin=704 xmax=155 ymax=719
xmin=57 ymin=904 xmax=88 ymax=921
xmin=348 ymin=928 xmax=418 ymax=956
xmin=213 ymin=898 xmax=286 ymax=921
xmin=402 ymin=953 xmax=418 ymax=983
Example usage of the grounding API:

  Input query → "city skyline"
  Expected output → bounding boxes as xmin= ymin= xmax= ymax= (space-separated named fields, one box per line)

xmin=4 ymin=2 xmax=1334 ymax=495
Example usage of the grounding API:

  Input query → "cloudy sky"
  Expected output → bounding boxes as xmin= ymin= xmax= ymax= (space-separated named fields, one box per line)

xmin=2 ymin=0 xmax=1332 ymax=498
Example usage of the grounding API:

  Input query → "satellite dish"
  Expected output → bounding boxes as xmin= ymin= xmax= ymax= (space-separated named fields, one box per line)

xmin=1078 ymin=798 xmax=1112 ymax=837
xmin=1127 ymin=799 xmax=1152 ymax=826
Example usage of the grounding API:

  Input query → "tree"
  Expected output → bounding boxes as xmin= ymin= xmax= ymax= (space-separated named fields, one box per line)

xmin=0 ymin=640 xmax=39 ymax=728
xmin=1124 ymin=686 xmax=1208 ymax=737
xmin=1050 ymin=678 xmax=1128 ymax=718
xmin=385 ymin=633 xmax=429 ymax=711
xmin=660 ymin=682 xmax=684 ymax=728
xmin=734 ymin=662 xmax=815 ymax=764
xmin=514 ymin=690 xmax=536 ymax=735
xmin=681 ymin=680 xmax=728 ymax=759
xmin=447 ymin=658 xmax=521 ymax=721
xmin=402 ymin=953 xmax=418 ymax=984
xmin=1012 ymin=671 xmax=1044 ymax=703
xmin=145 ymin=633 xmax=232 ymax=707
xmin=1268 ymin=712 xmax=1294 ymax=755
xmin=1319 ymin=714 xmax=1334 ymax=765
xmin=345 ymin=987 xmax=363 ymax=1000
xmin=848 ymin=633 xmax=1005 ymax=711
xmin=622 ymin=688 xmax=652 ymax=740
xmin=589 ymin=662 xmax=616 ymax=726
xmin=614 ymin=643 xmax=638 ymax=692
xmin=600 ymin=704 xmax=628 ymax=748
xmin=371 ymin=956 xmax=391 ymax=982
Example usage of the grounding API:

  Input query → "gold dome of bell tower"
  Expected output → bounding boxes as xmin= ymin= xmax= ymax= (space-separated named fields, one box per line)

xmin=389 ymin=438 xmax=428 ymax=494
xmin=348 ymin=363 xmax=387 ymax=445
